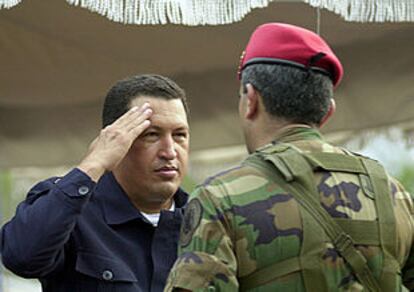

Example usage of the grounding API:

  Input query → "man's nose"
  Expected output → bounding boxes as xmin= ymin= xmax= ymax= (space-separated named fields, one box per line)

xmin=159 ymin=136 xmax=177 ymax=160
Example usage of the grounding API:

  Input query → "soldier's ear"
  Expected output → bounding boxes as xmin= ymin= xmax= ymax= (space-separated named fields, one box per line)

xmin=245 ymin=84 xmax=259 ymax=120
xmin=319 ymin=98 xmax=336 ymax=128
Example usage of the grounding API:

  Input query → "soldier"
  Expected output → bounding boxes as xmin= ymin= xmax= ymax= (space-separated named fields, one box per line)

xmin=165 ymin=23 xmax=414 ymax=291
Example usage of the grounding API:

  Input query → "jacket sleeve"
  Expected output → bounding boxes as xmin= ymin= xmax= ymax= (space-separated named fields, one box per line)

xmin=0 ymin=168 xmax=95 ymax=278
xmin=165 ymin=180 xmax=239 ymax=291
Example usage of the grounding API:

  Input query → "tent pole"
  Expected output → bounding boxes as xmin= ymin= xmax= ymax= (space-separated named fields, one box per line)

xmin=316 ymin=7 xmax=321 ymax=35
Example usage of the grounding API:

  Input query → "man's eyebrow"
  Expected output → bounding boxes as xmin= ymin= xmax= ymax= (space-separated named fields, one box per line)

xmin=145 ymin=125 xmax=189 ymax=131
xmin=174 ymin=126 xmax=189 ymax=131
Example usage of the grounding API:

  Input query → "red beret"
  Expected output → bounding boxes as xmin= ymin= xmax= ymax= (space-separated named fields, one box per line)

xmin=238 ymin=23 xmax=343 ymax=87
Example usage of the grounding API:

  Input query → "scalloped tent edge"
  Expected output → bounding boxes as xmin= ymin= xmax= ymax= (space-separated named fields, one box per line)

xmin=1 ymin=0 xmax=414 ymax=24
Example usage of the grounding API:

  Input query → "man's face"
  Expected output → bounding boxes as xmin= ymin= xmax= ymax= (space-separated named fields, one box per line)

xmin=116 ymin=96 xmax=189 ymax=204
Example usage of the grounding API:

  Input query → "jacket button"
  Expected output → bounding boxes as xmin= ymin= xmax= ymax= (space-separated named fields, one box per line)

xmin=78 ymin=186 xmax=90 ymax=196
xmin=102 ymin=270 xmax=113 ymax=281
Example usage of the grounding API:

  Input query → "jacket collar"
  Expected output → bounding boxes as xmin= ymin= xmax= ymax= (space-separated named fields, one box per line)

xmin=96 ymin=172 xmax=188 ymax=225
xmin=273 ymin=125 xmax=324 ymax=144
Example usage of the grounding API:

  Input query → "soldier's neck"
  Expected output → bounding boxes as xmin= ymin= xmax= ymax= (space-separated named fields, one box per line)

xmin=252 ymin=121 xmax=312 ymax=151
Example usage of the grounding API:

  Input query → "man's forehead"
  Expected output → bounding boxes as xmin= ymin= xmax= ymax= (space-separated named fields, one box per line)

xmin=130 ymin=95 xmax=184 ymax=110
xmin=150 ymin=115 xmax=189 ymax=129
xmin=130 ymin=95 xmax=189 ymax=129
xmin=130 ymin=95 xmax=163 ymax=106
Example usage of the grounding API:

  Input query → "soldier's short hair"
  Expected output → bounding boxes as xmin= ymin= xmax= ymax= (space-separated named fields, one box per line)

xmin=102 ymin=74 xmax=188 ymax=128
xmin=241 ymin=64 xmax=333 ymax=126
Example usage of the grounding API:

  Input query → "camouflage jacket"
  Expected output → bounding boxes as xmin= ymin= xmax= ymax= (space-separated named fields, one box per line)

xmin=165 ymin=127 xmax=414 ymax=291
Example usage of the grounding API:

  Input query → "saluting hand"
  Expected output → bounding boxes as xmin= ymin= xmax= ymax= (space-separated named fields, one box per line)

xmin=78 ymin=103 xmax=152 ymax=181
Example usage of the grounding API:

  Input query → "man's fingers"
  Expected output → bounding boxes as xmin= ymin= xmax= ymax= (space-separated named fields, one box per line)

xmin=130 ymin=119 xmax=151 ymax=137
xmin=100 ymin=103 xmax=152 ymax=147
xmin=126 ymin=108 xmax=153 ymax=132
xmin=112 ymin=103 xmax=151 ymax=128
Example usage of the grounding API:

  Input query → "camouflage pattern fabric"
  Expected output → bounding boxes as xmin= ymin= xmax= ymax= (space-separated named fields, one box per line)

xmin=165 ymin=127 xmax=414 ymax=291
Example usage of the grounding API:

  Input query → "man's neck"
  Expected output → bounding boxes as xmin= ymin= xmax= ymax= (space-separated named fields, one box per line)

xmin=252 ymin=123 xmax=313 ymax=151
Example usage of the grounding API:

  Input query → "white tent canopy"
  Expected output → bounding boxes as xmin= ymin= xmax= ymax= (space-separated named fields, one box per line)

xmin=0 ymin=0 xmax=414 ymax=167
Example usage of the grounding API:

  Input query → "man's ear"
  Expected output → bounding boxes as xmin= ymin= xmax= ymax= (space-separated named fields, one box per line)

xmin=244 ymin=83 xmax=259 ymax=120
xmin=319 ymin=98 xmax=336 ymax=128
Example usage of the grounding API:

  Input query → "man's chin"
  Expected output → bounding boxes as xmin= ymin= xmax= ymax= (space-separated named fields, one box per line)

xmin=151 ymin=181 xmax=180 ymax=199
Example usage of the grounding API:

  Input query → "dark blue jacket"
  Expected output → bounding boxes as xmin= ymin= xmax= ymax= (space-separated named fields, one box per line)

xmin=0 ymin=169 xmax=188 ymax=292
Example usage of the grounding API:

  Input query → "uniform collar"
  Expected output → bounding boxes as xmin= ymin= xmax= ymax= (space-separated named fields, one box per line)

xmin=272 ymin=125 xmax=324 ymax=144
xmin=96 ymin=172 xmax=188 ymax=225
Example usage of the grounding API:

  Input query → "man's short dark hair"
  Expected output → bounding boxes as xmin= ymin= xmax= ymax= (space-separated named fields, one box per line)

xmin=102 ymin=74 xmax=188 ymax=128
xmin=241 ymin=64 xmax=333 ymax=125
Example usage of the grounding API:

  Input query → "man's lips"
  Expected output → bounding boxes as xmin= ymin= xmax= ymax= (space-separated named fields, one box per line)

xmin=154 ymin=166 xmax=179 ymax=178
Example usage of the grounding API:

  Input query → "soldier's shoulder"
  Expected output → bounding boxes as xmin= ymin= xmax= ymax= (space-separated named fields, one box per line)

xmin=387 ymin=175 xmax=413 ymax=201
xmin=198 ymin=162 xmax=275 ymax=201
xmin=202 ymin=162 xmax=266 ymax=186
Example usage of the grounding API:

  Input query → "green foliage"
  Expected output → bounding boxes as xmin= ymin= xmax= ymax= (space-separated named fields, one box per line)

xmin=397 ymin=165 xmax=414 ymax=194
xmin=0 ymin=170 xmax=13 ymax=224
xmin=181 ymin=175 xmax=197 ymax=193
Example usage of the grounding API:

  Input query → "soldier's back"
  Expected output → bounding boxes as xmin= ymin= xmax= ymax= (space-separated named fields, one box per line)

xmin=203 ymin=138 xmax=414 ymax=291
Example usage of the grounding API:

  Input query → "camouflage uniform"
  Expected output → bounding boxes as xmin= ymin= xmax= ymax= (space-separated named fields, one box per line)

xmin=165 ymin=127 xmax=414 ymax=291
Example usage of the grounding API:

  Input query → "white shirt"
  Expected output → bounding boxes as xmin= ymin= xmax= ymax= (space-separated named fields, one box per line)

xmin=141 ymin=201 xmax=175 ymax=227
